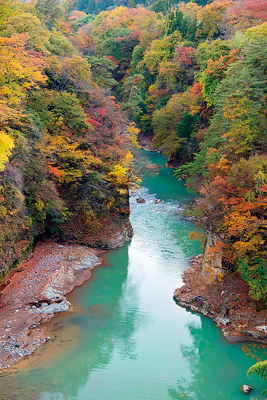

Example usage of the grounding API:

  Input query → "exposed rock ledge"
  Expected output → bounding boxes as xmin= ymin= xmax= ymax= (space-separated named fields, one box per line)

xmin=174 ymin=255 xmax=267 ymax=344
xmin=138 ymin=132 xmax=154 ymax=152
xmin=0 ymin=240 xmax=104 ymax=372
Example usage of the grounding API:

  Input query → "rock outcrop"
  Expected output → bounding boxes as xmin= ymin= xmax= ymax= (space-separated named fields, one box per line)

xmin=138 ymin=132 xmax=154 ymax=152
xmin=174 ymin=254 xmax=267 ymax=344
xmin=59 ymin=209 xmax=133 ymax=250
xmin=202 ymin=233 xmax=223 ymax=281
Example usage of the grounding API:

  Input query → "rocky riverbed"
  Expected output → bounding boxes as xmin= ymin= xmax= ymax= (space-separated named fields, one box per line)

xmin=0 ymin=240 xmax=104 ymax=372
xmin=174 ymin=255 xmax=267 ymax=343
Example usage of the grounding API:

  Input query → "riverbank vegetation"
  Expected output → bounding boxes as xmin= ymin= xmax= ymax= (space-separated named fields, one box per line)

xmin=1 ymin=0 xmax=267 ymax=306
xmin=0 ymin=0 xmax=140 ymax=273
xmin=71 ymin=0 xmax=267 ymax=305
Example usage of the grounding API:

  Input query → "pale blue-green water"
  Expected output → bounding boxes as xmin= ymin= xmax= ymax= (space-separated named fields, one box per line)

xmin=1 ymin=150 xmax=266 ymax=400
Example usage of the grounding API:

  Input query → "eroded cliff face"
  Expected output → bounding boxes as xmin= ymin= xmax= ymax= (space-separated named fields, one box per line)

xmin=0 ymin=214 xmax=133 ymax=277
xmin=59 ymin=213 xmax=133 ymax=249
xmin=201 ymin=233 xmax=223 ymax=281
xmin=174 ymin=250 xmax=267 ymax=344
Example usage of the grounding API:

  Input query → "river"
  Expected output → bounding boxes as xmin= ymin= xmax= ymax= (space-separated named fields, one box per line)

xmin=1 ymin=150 xmax=267 ymax=399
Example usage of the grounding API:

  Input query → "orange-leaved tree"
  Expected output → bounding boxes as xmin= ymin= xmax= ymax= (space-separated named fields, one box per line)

xmin=0 ymin=33 xmax=47 ymax=124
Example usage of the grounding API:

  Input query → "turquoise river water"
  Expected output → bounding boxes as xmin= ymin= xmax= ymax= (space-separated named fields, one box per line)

xmin=1 ymin=150 xmax=267 ymax=400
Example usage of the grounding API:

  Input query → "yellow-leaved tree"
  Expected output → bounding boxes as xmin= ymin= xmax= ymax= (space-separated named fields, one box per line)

xmin=0 ymin=131 xmax=14 ymax=170
xmin=108 ymin=152 xmax=141 ymax=194
xmin=127 ymin=122 xmax=141 ymax=148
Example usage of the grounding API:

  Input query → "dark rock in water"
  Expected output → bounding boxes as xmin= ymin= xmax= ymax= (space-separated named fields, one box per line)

xmin=136 ymin=197 xmax=146 ymax=203
xmin=241 ymin=385 xmax=252 ymax=394
xmin=154 ymin=199 xmax=162 ymax=204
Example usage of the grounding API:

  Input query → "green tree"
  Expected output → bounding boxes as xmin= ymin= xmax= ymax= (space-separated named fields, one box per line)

xmin=35 ymin=0 xmax=63 ymax=29
xmin=248 ymin=360 xmax=267 ymax=396
xmin=120 ymin=74 xmax=144 ymax=117
xmin=87 ymin=54 xmax=118 ymax=89
xmin=151 ymin=0 xmax=166 ymax=14
xmin=27 ymin=90 xmax=90 ymax=135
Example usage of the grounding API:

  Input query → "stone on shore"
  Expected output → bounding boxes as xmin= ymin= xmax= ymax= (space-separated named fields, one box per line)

xmin=136 ymin=197 xmax=146 ymax=203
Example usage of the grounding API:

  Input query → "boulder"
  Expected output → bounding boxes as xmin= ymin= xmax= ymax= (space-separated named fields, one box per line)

xmin=136 ymin=197 xmax=146 ymax=203
xmin=241 ymin=385 xmax=252 ymax=394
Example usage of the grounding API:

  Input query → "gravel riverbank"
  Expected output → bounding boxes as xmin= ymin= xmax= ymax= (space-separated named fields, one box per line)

xmin=0 ymin=240 xmax=103 ymax=372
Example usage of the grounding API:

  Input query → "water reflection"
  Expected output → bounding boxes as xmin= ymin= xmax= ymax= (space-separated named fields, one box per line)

xmin=2 ymin=243 xmax=141 ymax=399
xmin=168 ymin=316 xmax=267 ymax=400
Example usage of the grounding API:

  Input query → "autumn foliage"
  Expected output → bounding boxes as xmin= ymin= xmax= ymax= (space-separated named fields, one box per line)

xmin=1 ymin=0 xmax=267 ymax=303
xmin=0 ymin=0 xmax=138 ymax=271
xmin=73 ymin=0 xmax=267 ymax=303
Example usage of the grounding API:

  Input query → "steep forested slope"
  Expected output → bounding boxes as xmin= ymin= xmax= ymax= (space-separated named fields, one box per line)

xmin=0 ymin=0 xmax=139 ymax=273
xmin=1 ymin=0 xmax=267 ymax=306
xmin=69 ymin=0 xmax=267 ymax=303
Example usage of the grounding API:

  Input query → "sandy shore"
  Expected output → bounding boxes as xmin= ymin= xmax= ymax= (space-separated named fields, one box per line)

xmin=0 ymin=240 xmax=103 ymax=372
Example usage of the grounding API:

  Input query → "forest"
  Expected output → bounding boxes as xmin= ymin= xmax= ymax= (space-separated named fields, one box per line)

xmin=1 ymin=0 xmax=267 ymax=307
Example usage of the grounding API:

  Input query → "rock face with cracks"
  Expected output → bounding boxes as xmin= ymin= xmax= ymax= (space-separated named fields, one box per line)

xmin=174 ymin=255 xmax=267 ymax=344
xmin=0 ymin=240 xmax=103 ymax=372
